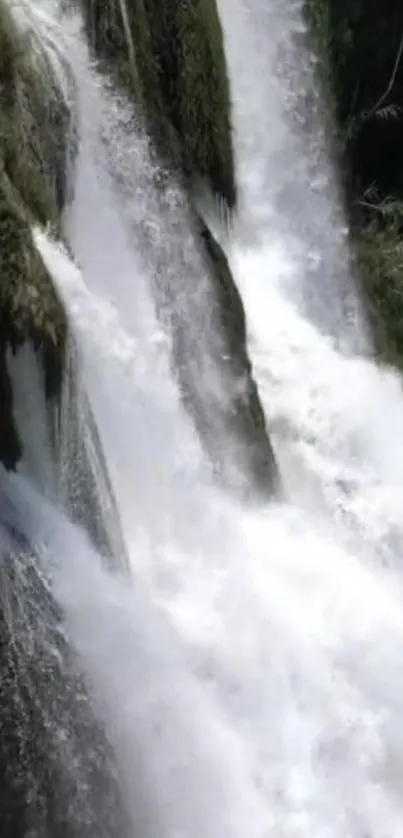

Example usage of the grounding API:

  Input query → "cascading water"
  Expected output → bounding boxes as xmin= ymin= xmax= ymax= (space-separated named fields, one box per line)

xmin=5 ymin=0 xmax=403 ymax=836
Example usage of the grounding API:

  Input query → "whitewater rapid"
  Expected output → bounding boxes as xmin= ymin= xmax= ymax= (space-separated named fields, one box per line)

xmin=35 ymin=212 xmax=403 ymax=837
xmin=13 ymin=0 xmax=403 ymax=836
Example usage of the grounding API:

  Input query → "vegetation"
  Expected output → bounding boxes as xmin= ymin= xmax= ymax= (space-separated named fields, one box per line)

xmin=0 ymin=8 xmax=133 ymax=832
xmin=305 ymin=0 xmax=403 ymax=366
xmin=80 ymin=0 xmax=236 ymax=210
xmin=0 ymin=0 xmax=75 ymax=468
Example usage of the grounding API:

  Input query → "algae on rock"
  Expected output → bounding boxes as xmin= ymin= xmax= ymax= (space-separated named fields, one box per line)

xmin=0 ymin=0 xmax=129 ymax=565
xmin=0 ymin=8 xmax=132 ymax=828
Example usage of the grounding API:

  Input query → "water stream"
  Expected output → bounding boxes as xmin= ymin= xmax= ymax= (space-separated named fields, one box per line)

xmin=5 ymin=0 xmax=403 ymax=836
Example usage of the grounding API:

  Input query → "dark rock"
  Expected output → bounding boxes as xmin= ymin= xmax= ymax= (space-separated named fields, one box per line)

xmin=0 ymin=2 xmax=128 ymax=565
xmin=76 ymin=0 xmax=280 ymax=496
xmin=0 ymin=510 xmax=131 ymax=837
xmin=306 ymin=0 xmax=403 ymax=365
xmin=170 ymin=213 xmax=280 ymax=497
xmin=50 ymin=345 xmax=130 ymax=571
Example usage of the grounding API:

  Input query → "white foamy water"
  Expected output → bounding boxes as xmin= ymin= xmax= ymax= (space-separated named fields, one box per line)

xmin=14 ymin=0 xmax=403 ymax=835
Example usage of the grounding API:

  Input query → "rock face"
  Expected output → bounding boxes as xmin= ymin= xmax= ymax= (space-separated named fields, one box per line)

xmin=0 ymin=0 xmax=278 ymax=833
xmin=81 ymin=0 xmax=237 ymax=209
xmin=0 ymin=0 xmax=76 ymax=225
xmin=79 ymin=0 xmax=279 ymax=496
xmin=172 ymin=215 xmax=280 ymax=495
xmin=0 ymin=7 xmax=132 ymax=832
xmin=0 ymin=504 xmax=131 ymax=838
xmin=0 ymin=0 xmax=128 ymax=564
xmin=0 ymin=0 xmax=72 ymax=464
xmin=51 ymin=348 xmax=130 ymax=569
xmin=306 ymin=0 xmax=403 ymax=366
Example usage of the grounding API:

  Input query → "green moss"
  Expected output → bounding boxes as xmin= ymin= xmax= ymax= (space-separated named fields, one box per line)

xmin=0 ymin=0 xmax=73 ymax=468
xmin=169 ymin=211 xmax=280 ymax=496
xmin=169 ymin=0 xmax=236 ymax=209
xmin=0 ymin=168 xmax=67 ymax=392
xmin=78 ymin=0 xmax=236 ymax=210
xmin=77 ymin=0 xmax=281 ymax=494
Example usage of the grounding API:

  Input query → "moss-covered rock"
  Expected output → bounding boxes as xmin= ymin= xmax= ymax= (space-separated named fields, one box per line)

xmin=79 ymin=0 xmax=236 ymax=210
xmin=198 ymin=219 xmax=279 ymax=493
xmin=0 ymin=0 xmax=74 ymax=468
xmin=51 ymin=345 xmax=130 ymax=569
xmin=0 ymin=507 xmax=131 ymax=838
xmin=0 ymin=0 xmax=76 ymax=222
xmin=77 ymin=0 xmax=280 ymax=495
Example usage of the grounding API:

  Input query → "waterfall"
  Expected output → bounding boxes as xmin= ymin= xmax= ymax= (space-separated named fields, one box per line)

xmin=4 ymin=0 xmax=403 ymax=836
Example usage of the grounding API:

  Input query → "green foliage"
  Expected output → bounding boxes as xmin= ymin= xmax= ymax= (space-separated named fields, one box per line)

xmin=307 ymin=0 xmax=403 ymax=368
xmin=355 ymin=193 xmax=403 ymax=365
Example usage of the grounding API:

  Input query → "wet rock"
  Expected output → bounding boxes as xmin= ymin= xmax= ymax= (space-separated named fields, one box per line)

xmin=306 ymin=0 xmax=403 ymax=366
xmin=0 ymin=0 xmax=78 ymax=224
xmin=50 ymin=345 xmax=130 ymax=570
xmin=172 ymin=215 xmax=280 ymax=497
xmin=79 ymin=0 xmax=236 ymax=210
xmin=0 ymin=9 xmax=131 ymax=833
xmin=0 ymin=0 xmax=128 ymax=564
xmin=0 ymin=509 xmax=131 ymax=838
xmin=0 ymin=0 xmax=72 ymax=467
xmin=77 ymin=0 xmax=280 ymax=495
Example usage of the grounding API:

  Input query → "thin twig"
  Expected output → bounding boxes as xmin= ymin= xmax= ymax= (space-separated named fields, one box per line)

xmin=367 ymin=32 xmax=403 ymax=119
